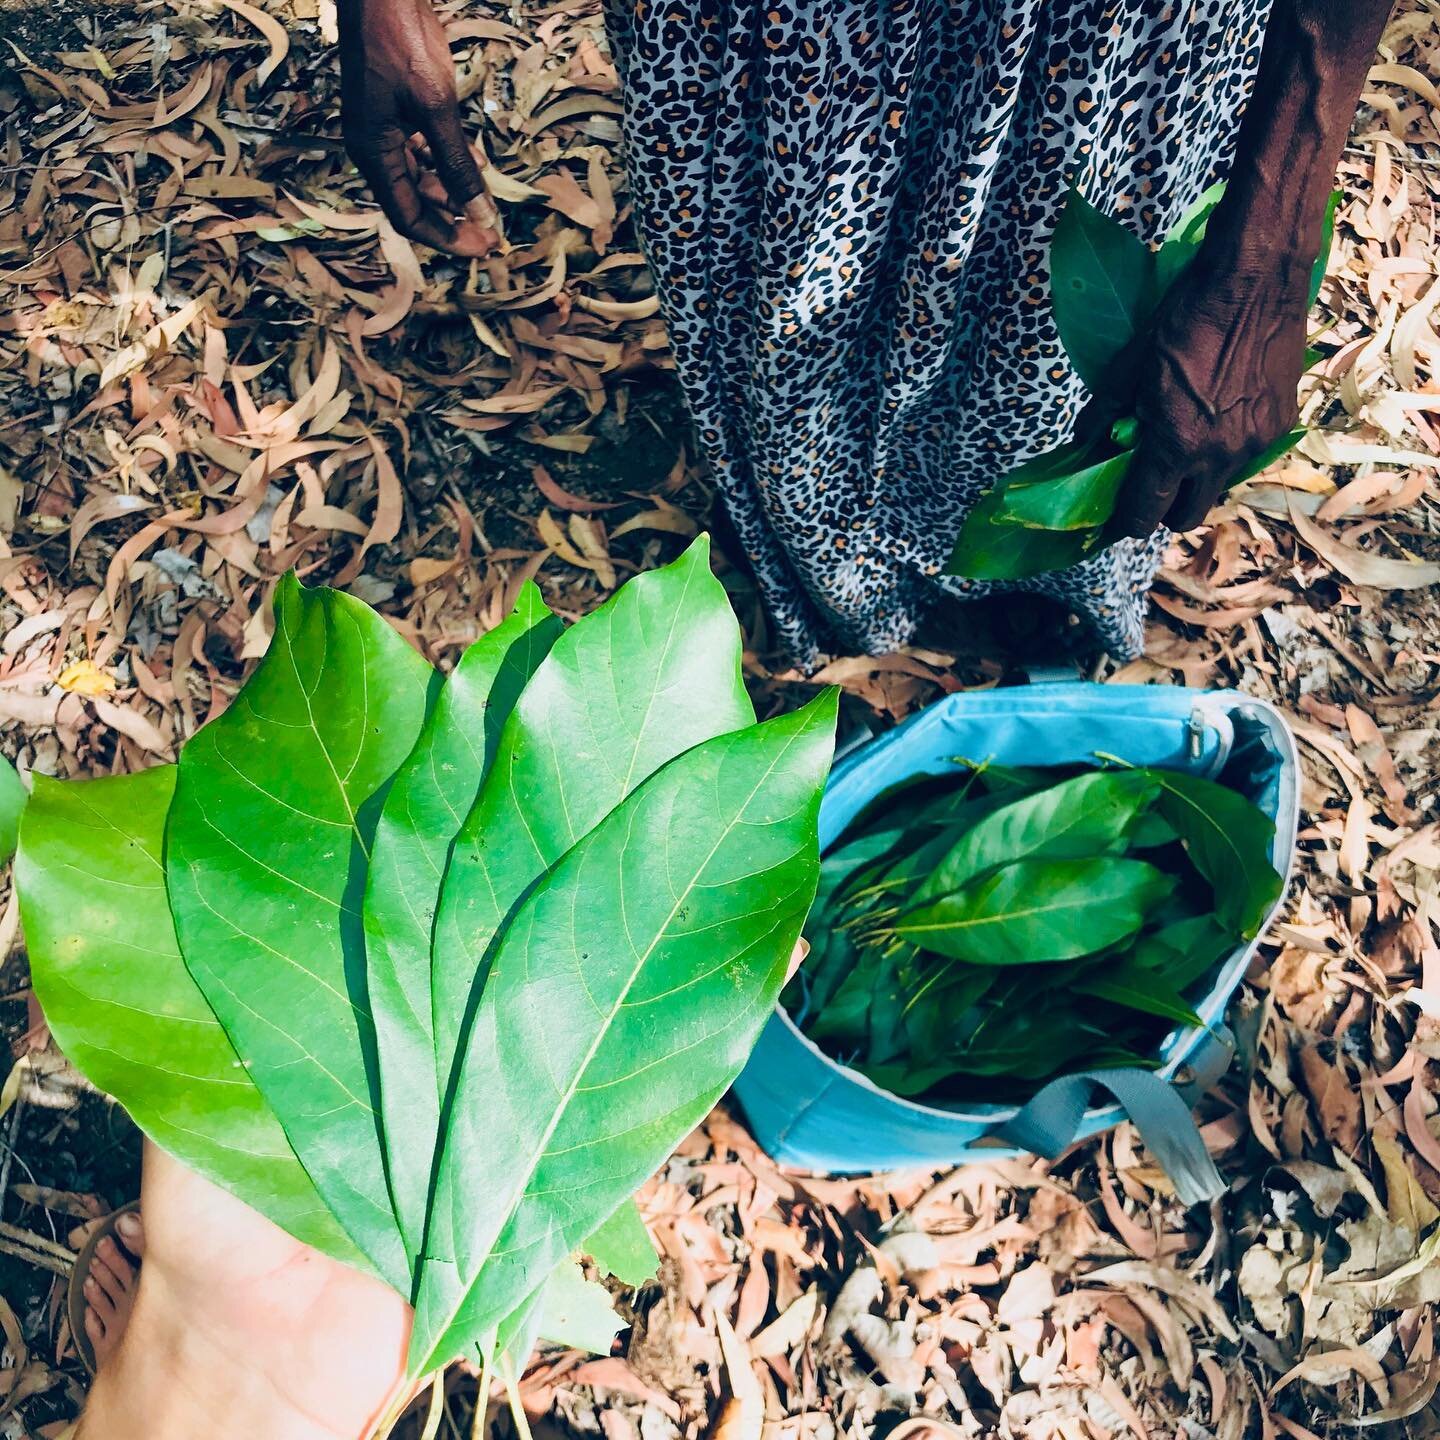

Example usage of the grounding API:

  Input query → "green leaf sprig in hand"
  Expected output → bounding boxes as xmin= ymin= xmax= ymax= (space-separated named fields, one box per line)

xmin=17 ymin=537 xmax=838 ymax=1389
xmin=786 ymin=759 xmax=1282 ymax=1102
xmin=947 ymin=185 xmax=1338 ymax=581
xmin=0 ymin=755 xmax=25 ymax=868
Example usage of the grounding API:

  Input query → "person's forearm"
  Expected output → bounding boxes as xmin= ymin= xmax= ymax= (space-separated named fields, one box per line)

xmin=1206 ymin=0 xmax=1392 ymax=272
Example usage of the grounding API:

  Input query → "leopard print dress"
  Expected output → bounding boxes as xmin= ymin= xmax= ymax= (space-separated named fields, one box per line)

xmin=603 ymin=0 xmax=1273 ymax=668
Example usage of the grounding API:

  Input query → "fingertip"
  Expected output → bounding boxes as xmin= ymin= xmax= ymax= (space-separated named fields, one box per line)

xmin=450 ymin=221 xmax=500 ymax=257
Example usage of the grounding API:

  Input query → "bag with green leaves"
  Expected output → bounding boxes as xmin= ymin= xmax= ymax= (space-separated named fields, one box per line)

xmin=14 ymin=536 xmax=837 ymax=1387
xmin=732 ymin=682 xmax=1299 ymax=1206
xmin=947 ymin=183 xmax=1339 ymax=580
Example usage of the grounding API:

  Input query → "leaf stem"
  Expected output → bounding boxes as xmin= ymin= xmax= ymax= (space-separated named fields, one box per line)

xmin=472 ymin=1354 xmax=495 ymax=1440
xmin=369 ymin=1377 xmax=424 ymax=1440
xmin=419 ymin=1372 xmax=447 ymax=1440
xmin=499 ymin=1353 xmax=534 ymax=1440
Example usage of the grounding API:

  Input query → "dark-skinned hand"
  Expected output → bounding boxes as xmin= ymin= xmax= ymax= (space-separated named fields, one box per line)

xmin=337 ymin=0 xmax=498 ymax=255
xmin=1112 ymin=245 xmax=1309 ymax=538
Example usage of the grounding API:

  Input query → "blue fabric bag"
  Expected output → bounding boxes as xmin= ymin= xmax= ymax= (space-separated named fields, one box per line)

xmin=731 ymin=682 xmax=1299 ymax=1206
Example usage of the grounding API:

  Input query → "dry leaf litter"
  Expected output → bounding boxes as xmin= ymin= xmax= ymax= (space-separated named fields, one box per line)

xmin=0 ymin=0 xmax=1438 ymax=1435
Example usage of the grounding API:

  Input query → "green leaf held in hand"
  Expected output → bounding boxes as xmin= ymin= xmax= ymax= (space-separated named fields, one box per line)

xmin=166 ymin=574 xmax=433 ymax=1291
xmin=410 ymin=690 xmax=837 ymax=1374
xmin=947 ymin=485 xmax=1095 ymax=581
xmin=997 ymin=451 xmax=1134 ymax=533
xmin=0 ymin=755 xmax=25 ymax=867
xmin=948 ymin=181 xmax=1339 ymax=583
xmin=1154 ymin=181 xmax=1225 ymax=294
xmin=364 ymin=583 xmax=562 ymax=1273
xmin=1050 ymin=185 xmax=1157 ymax=395
xmin=19 ymin=769 xmax=369 ymax=1271
xmin=1311 ymin=189 xmax=1341 ymax=309
xmin=429 ymin=536 xmax=754 ymax=1103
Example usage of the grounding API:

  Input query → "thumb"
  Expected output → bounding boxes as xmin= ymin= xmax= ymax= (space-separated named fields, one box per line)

xmin=1109 ymin=434 xmax=1186 ymax=540
xmin=419 ymin=97 xmax=485 ymax=212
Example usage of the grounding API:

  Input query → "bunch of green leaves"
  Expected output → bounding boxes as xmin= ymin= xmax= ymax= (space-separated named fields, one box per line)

xmin=16 ymin=537 xmax=837 ymax=1384
xmin=784 ymin=757 xmax=1282 ymax=1102
xmin=947 ymin=184 xmax=1340 ymax=580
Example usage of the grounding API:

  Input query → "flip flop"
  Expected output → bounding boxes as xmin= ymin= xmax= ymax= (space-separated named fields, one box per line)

xmin=67 ymin=1200 xmax=141 ymax=1377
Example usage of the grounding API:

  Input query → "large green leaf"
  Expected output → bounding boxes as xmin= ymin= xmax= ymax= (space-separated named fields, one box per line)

xmin=429 ymin=537 xmax=753 ymax=1098
xmin=410 ymin=691 xmax=837 ymax=1374
xmin=18 ymin=769 xmax=368 ymax=1271
xmin=997 ymin=452 xmax=1133 ymax=533
xmin=912 ymin=770 xmax=1159 ymax=906
xmin=894 ymin=856 xmax=1173 ymax=965
xmin=1050 ymin=186 xmax=1157 ymax=396
xmin=1142 ymin=769 xmax=1282 ymax=939
xmin=947 ymin=485 xmax=1095 ymax=581
xmin=165 ymin=575 xmax=433 ymax=1291
xmin=0 ymin=756 xmax=25 ymax=866
xmin=364 ymin=585 xmax=562 ymax=1271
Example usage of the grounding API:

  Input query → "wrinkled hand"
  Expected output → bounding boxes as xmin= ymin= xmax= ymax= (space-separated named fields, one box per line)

xmin=337 ymin=0 xmax=497 ymax=255
xmin=1112 ymin=249 xmax=1309 ymax=538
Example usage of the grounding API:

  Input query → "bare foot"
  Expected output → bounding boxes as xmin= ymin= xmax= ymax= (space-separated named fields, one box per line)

xmin=83 ymin=1213 xmax=145 ymax=1368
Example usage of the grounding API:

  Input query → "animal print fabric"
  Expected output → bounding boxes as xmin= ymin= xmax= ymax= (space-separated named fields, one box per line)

xmin=603 ymin=0 xmax=1273 ymax=668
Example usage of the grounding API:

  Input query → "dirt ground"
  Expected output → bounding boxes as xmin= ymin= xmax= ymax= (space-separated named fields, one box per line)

xmin=1 ymin=1 xmax=1439 ymax=1437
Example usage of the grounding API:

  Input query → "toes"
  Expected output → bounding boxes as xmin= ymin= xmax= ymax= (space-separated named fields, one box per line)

xmin=115 ymin=1210 xmax=145 ymax=1259
xmin=91 ymin=1245 xmax=132 ymax=1303
xmin=84 ymin=1301 xmax=108 ymax=1349
xmin=84 ymin=1273 xmax=117 ymax=1326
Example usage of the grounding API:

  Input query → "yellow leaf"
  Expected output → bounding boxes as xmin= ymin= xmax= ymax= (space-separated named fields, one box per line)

xmin=57 ymin=659 xmax=116 ymax=697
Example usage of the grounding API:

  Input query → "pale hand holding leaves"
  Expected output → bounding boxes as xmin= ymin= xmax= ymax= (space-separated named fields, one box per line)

xmin=337 ymin=0 xmax=498 ymax=255
xmin=1114 ymin=245 xmax=1310 ymax=538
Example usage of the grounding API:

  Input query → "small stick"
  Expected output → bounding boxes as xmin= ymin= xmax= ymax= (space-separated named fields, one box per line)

xmin=0 ymin=1218 xmax=75 ymax=1263
xmin=0 ymin=1233 xmax=70 ymax=1277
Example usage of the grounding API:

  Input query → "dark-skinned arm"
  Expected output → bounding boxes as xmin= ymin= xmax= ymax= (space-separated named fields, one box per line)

xmin=1114 ymin=0 xmax=1394 ymax=536
xmin=336 ymin=0 xmax=498 ymax=255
